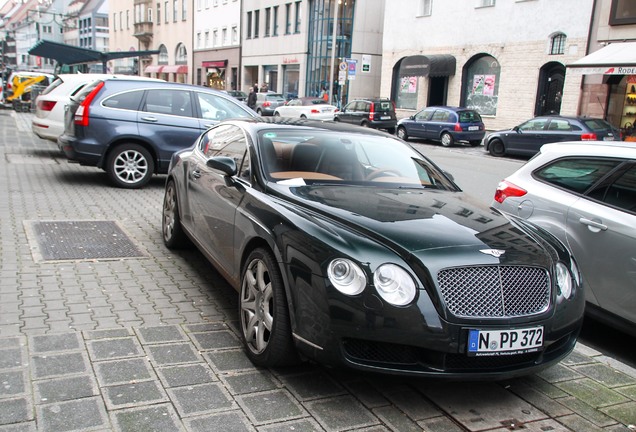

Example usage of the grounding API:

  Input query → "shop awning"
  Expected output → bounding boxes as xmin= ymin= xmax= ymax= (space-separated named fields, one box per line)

xmin=144 ymin=65 xmax=164 ymax=73
xmin=162 ymin=65 xmax=188 ymax=74
xmin=398 ymin=54 xmax=456 ymax=78
xmin=568 ymin=42 xmax=636 ymax=75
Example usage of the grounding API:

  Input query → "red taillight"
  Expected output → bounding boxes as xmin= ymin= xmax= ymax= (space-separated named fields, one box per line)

xmin=369 ymin=102 xmax=375 ymax=121
xmin=494 ymin=180 xmax=527 ymax=204
xmin=37 ymin=100 xmax=57 ymax=112
xmin=74 ymin=81 xmax=104 ymax=127
xmin=454 ymin=123 xmax=462 ymax=132
xmin=263 ymin=101 xmax=271 ymax=107
xmin=581 ymin=133 xmax=597 ymax=141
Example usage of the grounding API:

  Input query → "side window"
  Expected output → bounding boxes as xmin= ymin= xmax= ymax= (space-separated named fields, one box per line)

xmin=519 ymin=118 xmax=548 ymax=131
xmin=547 ymin=119 xmax=571 ymax=131
xmin=196 ymin=92 xmax=252 ymax=121
xmin=102 ymin=90 xmax=144 ymax=110
xmin=533 ymin=158 xmax=621 ymax=195
xmin=361 ymin=102 xmax=371 ymax=113
xmin=143 ymin=89 xmax=193 ymax=117
xmin=431 ymin=110 xmax=449 ymax=122
xmin=594 ymin=165 xmax=636 ymax=213
xmin=201 ymin=125 xmax=250 ymax=178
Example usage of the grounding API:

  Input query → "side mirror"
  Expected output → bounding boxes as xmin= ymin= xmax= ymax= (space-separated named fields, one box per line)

xmin=410 ymin=115 xmax=416 ymax=120
xmin=443 ymin=171 xmax=455 ymax=182
xmin=207 ymin=156 xmax=237 ymax=176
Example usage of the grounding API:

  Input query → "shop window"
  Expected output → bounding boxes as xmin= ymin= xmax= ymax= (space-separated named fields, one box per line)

xmin=610 ymin=0 xmax=636 ymax=25
xmin=462 ymin=55 xmax=500 ymax=116
xmin=550 ymin=33 xmax=566 ymax=55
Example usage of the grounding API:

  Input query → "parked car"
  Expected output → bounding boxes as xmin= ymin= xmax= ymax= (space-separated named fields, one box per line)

xmin=485 ymin=115 xmax=621 ymax=157
xmin=161 ymin=117 xmax=583 ymax=379
xmin=32 ymin=74 xmax=163 ymax=142
xmin=254 ymin=92 xmax=286 ymax=116
xmin=492 ymin=142 xmax=635 ymax=336
xmin=333 ymin=98 xmax=397 ymax=134
xmin=396 ymin=106 xmax=485 ymax=147
xmin=223 ymin=90 xmax=248 ymax=103
xmin=57 ymin=79 xmax=257 ymax=189
xmin=273 ymin=97 xmax=338 ymax=120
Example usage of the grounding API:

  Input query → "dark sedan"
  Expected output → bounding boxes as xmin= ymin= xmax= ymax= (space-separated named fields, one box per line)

xmin=396 ymin=106 xmax=485 ymax=147
xmin=485 ymin=115 xmax=620 ymax=157
xmin=162 ymin=118 xmax=584 ymax=379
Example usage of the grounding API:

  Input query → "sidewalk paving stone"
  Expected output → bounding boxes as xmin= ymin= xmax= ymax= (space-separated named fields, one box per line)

xmin=1 ymin=111 xmax=636 ymax=431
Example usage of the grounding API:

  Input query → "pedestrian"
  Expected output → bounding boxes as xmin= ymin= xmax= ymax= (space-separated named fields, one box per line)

xmin=320 ymin=86 xmax=329 ymax=102
xmin=260 ymin=82 xmax=268 ymax=93
xmin=247 ymin=87 xmax=257 ymax=110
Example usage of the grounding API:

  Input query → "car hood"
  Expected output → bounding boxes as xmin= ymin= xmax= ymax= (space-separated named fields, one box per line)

xmin=269 ymin=184 xmax=554 ymax=267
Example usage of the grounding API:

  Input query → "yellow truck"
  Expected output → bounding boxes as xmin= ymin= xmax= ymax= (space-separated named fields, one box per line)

xmin=3 ymin=72 xmax=54 ymax=112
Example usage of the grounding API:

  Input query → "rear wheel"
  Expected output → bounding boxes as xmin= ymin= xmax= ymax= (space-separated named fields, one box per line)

xmin=162 ymin=180 xmax=191 ymax=249
xmin=361 ymin=121 xmax=370 ymax=128
xmin=440 ymin=132 xmax=454 ymax=147
xmin=488 ymin=139 xmax=506 ymax=157
xmin=300 ymin=114 xmax=307 ymax=119
xmin=396 ymin=126 xmax=409 ymax=141
xmin=239 ymin=248 xmax=298 ymax=367
xmin=106 ymin=143 xmax=154 ymax=189
xmin=386 ymin=127 xmax=396 ymax=135
xmin=274 ymin=111 xmax=281 ymax=117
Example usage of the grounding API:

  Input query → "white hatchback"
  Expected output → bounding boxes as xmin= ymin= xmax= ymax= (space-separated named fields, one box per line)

xmin=32 ymin=74 xmax=163 ymax=142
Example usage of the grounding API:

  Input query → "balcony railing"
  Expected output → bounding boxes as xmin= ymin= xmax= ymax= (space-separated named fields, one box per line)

xmin=133 ymin=21 xmax=153 ymax=44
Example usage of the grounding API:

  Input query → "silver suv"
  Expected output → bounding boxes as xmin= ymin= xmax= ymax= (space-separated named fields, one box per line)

xmin=254 ymin=92 xmax=286 ymax=116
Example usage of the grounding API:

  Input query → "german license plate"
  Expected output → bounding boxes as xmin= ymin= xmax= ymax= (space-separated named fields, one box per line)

xmin=468 ymin=126 xmax=479 ymax=131
xmin=603 ymin=136 xmax=615 ymax=141
xmin=380 ymin=116 xmax=391 ymax=120
xmin=467 ymin=326 xmax=543 ymax=356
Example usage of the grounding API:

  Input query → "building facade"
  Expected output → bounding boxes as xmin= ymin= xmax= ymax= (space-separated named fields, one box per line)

xmin=109 ymin=0 xmax=193 ymax=83
xmin=241 ymin=0 xmax=384 ymax=103
xmin=192 ymin=0 xmax=241 ymax=90
xmin=381 ymin=0 xmax=594 ymax=131
xmin=570 ymin=0 xmax=636 ymax=139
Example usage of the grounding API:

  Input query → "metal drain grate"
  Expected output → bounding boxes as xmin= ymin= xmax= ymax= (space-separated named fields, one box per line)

xmin=26 ymin=220 xmax=146 ymax=262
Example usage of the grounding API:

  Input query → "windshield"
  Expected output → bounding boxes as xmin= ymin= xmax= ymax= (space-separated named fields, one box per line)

xmin=258 ymin=129 xmax=457 ymax=190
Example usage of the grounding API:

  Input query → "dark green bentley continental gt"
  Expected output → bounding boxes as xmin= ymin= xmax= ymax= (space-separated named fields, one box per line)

xmin=162 ymin=117 xmax=584 ymax=379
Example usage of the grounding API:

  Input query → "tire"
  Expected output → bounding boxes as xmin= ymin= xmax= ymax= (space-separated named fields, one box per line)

xmin=274 ymin=111 xmax=281 ymax=117
xmin=333 ymin=117 xmax=340 ymax=123
xmin=162 ymin=180 xmax=191 ymax=249
xmin=469 ymin=140 xmax=482 ymax=147
xmin=300 ymin=114 xmax=307 ymax=119
xmin=440 ymin=132 xmax=454 ymax=147
xmin=396 ymin=126 xmax=409 ymax=141
xmin=239 ymin=248 xmax=298 ymax=367
xmin=106 ymin=143 xmax=154 ymax=189
xmin=488 ymin=139 xmax=506 ymax=157
xmin=361 ymin=121 xmax=369 ymax=128
xmin=256 ymin=109 xmax=263 ymax=116
xmin=386 ymin=127 xmax=396 ymax=135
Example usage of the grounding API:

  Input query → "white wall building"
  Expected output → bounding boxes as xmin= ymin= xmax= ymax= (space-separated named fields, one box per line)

xmin=192 ymin=0 xmax=241 ymax=90
xmin=381 ymin=0 xmax=594 ymax=130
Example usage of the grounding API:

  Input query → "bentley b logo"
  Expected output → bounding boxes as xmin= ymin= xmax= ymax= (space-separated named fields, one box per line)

xmin=480 ymin=249 xmax=506 ymax=258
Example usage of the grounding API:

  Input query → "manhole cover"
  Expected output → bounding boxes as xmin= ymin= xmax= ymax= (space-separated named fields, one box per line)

xmin=25 ymin=220 xmax=147 ymax=262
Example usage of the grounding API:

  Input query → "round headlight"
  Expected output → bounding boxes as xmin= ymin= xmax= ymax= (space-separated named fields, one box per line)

xmin=556 ymin=262 xmax=573 ymax=300
xmin=327 ymin=259 xmax=366 ymax=295
xmin=373 ymin=264 xmax=416 ymax=306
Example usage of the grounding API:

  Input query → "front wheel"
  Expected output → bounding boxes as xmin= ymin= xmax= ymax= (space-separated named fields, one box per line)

xmin=488 ymin=139 xmax=506 ymax=157
xmin=239 ymin=248 xmax=298 ymax=367
xmin=396 ymin=126 xmax=409 ymax=141
xmin=106 ymin=143 xmax=154 ymax=189
xmin=440 ymin=132 xmax=454 ymax=147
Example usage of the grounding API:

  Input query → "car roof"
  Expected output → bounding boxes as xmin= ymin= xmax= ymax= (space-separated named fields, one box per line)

xmin=539 ymin=141 xmax=636 ymax=158
xmin=56 ymin=74 xmax=164 ymax=82
xmin=425 ymin=106 xmax=474 ymax=112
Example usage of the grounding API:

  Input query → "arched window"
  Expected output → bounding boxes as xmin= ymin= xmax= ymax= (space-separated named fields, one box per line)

xmin=158 ymin=45 xmax=168 ymax=64
xmin=462 ymin=54 xmax=500 ymax=116
xmin=550 ymin=33 xmax=566 ymax=55
xmin=176 ymin=43 xmax=187 ymax=64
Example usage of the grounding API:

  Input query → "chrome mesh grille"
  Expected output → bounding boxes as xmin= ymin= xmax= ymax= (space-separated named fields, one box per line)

xmin=437 ymin=266 xmax=550 ymax=318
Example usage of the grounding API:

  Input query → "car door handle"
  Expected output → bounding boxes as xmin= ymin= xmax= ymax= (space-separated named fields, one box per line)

xmin=191 ymin=169 xmax=201 ymax=180
xmin=140 ymin=116 xmax=159 ymax=122
xmin=579 ymin=218 xmax=608 ymax=231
